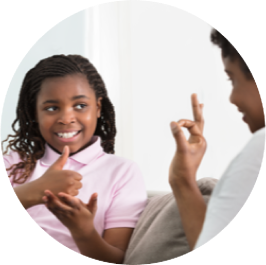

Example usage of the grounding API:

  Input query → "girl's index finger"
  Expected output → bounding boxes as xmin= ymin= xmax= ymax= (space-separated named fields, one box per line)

xmin=58 ymin=193 xmax=80 ymax=209
xmin=45 ymin=195 xmax=73 ymax=214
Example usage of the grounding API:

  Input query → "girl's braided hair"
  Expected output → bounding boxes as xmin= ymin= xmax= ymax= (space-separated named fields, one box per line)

xmin=210 ymin=29 xmax=253 ymax=80
xmin=2 ymin=54 xmax=116 ymax=184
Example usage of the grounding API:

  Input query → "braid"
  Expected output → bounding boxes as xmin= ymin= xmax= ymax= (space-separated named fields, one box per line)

xmin=2 ymin=55 xmax=116 ymax=184
xmin=68 ymin=55 xmax=116 ymax=153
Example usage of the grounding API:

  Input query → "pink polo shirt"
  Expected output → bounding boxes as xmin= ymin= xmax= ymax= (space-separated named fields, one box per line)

xmin=4 ymin=137 xmax=147 ymax=253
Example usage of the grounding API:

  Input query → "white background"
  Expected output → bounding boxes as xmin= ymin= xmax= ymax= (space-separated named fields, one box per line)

xmin=1 ymin=1 xmax=252 ymax=192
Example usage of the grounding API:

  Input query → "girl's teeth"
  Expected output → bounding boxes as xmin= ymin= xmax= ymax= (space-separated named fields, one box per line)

xmin=57 ymin=132 xmax=78 ymax=138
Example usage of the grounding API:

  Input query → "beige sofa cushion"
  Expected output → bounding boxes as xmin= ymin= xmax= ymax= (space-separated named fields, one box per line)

xmin=123 ymin=177 xmax=217 ymax=264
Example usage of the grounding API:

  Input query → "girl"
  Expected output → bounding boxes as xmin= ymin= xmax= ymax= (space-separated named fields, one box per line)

xmin=3 ymin=55 xmax=147 ymax=263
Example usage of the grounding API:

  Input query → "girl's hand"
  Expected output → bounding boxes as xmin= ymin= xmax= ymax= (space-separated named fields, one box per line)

xmin=43 ymin=190 xmax=98 ymax=239
xmin=169 ymin=94 xmax=206 ymax=187
xmin=35 ymin=146 xmax=83 ymax=203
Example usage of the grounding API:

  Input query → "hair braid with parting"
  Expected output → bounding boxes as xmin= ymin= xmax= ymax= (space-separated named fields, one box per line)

xmin=2 ymin=55 xmax=116 ymax=184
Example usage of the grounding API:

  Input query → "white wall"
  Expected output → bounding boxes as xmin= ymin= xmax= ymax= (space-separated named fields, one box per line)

xmin=1 ymin=10 xmax=87 ymax=145
xmin=1 ymin=2 xmax=252 ymax=192
xmin=128 ymin=2 xmax=251 ymax=191
xmin=84 ymin=2 xmax=135 ymax=163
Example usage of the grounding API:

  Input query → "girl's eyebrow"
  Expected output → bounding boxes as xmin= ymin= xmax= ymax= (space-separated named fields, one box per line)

xmin=42 ymin=95 xmax=90 ymax=104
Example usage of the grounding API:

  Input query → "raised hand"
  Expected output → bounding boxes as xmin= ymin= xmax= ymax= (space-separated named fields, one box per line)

xmin=43 ymin=190 xmax=98 ymax=239
xmin=169 ymin=94 xmax=206 ymax=187
xmin=36 ymin=146 xmax=83 ymax=199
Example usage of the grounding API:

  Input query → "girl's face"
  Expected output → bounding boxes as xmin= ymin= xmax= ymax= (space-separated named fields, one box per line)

xmin=223 ymin=56 xmax=265 ymax=133
xmin=36 ymin=74 xmax=102 ymax=154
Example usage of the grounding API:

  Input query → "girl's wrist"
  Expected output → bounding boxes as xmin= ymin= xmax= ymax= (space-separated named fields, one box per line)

xmin=71 ymin=225 xmax=96 ymax=242
xmin=14 ymin=180 xmax=44 ymax=209
xmin=29 ymin=179 xmax=45 ymax=205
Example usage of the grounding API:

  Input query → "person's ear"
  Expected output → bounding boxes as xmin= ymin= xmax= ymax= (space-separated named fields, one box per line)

xmin=97 ymin=97 xmax=102 ymax=118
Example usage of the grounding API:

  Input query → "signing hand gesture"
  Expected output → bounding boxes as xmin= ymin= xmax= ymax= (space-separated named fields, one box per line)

xmin=36 ymin=146 xmax=83 ymax=200
xmin=43 ymin=190 xmax=98 ymax=239
xmin=169 ymin=94 xmax=206 ymax=187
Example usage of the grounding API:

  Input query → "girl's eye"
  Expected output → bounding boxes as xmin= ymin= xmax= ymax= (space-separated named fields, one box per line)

xmin=46 ymin=107 xmax=56 ymax=110
xmin=77 ymin=104 xmax=87 ymax=109
xmin=46 ymin=104 xmax=87 ymax=111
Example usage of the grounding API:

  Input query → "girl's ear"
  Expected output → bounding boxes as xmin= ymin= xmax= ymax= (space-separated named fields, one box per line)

xmin=97 ymin=97 xmax=102 ymax=118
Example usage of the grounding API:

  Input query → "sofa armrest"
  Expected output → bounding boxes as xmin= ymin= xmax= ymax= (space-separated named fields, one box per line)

xmin=147 ymin=177 xmax=218 ymax=198
xmin=123 ymin=177 xmax=218 ymax=264
xmin=147 ymin=190 xmax=169 ymax=199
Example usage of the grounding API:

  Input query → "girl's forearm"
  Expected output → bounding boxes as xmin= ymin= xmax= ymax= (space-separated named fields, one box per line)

xmin=71 ymin=229 xmax=125 ymax=264
xmin=170 ymin=178 xmax=206 ymax=250
xmin=14 ymin=180 xmax=43 ymax=209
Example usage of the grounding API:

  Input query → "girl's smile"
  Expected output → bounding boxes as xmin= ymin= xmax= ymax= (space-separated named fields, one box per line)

xmin=55 ymin=130 xmax=81 ymax=142
xmin=36 ymin=73 xmax=102 ymax=154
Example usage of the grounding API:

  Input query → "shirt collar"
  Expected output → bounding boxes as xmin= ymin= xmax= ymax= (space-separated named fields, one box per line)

xmin=40 ymin=136 xmax=104 ymax=166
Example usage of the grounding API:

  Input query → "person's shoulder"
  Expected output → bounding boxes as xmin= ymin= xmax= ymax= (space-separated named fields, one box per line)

xmin=202 ymin=128 xmax=265 ymax=204
xmin=224 ymin=128 xmax=266 ymax=179
xmin=3 ymin=150 xmax=21 ymax=160
xmin=243 ymin=127 xmax=265 ymax=154
xmin=103 ymin=153 xmax=139 ymax=169
xmin=103 ymin=154 xmax=146 ymax=193
xmin=3 ymin=150 xmax=22 ymax=168
xmin=101 ymin=154 xmax=145 ymax=183
xmin=252 ymin=127 xmax=265 ymax=141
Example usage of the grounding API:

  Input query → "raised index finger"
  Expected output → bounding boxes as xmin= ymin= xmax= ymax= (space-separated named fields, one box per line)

xmin=191 ymin=94 xmax=202 ymax=122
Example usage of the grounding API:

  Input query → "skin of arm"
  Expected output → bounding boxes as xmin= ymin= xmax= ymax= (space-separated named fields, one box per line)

xmin=12 ymin=146 xmax=82 ymax=209
xmin=170 ymin=176 xmax=206 ymax=250
xmin=13 ymin=144 xmax=132 ymax=262
xmin=169 ymin=94 xmax=207 ymax=250
xmin=13 ymin=178 xmax=43 ymax=210
xmin=43 ymin=191 xmax=133 ymax=263
xmin=74 ymin=227 xmax=133 ymax=263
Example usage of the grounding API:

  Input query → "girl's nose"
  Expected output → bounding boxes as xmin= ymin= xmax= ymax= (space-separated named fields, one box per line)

xmin=58 ymin=110 xmax=75 ymax=124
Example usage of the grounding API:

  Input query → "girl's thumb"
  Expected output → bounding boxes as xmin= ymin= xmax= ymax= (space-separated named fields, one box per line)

xmin=93 ymin=196 xmax=98 ymax=215
xmin=87 ymin=193 xmax=98 ymax=215
xmin=170 ymin=122 xmax=178 ymax=135
xmin=50 ymin=146 xmax=69 ymax=170
xmin=61 ymin=146 xmax=66 ymax=156
xmin=93 ymin=193 xmax=98 ymax=205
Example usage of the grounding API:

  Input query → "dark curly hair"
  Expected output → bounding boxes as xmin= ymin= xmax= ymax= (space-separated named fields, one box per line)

xmin=210 ymin=29 xmax=253 ymax=80
xmin=2 ymin=54 xmax=116 ymax=184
